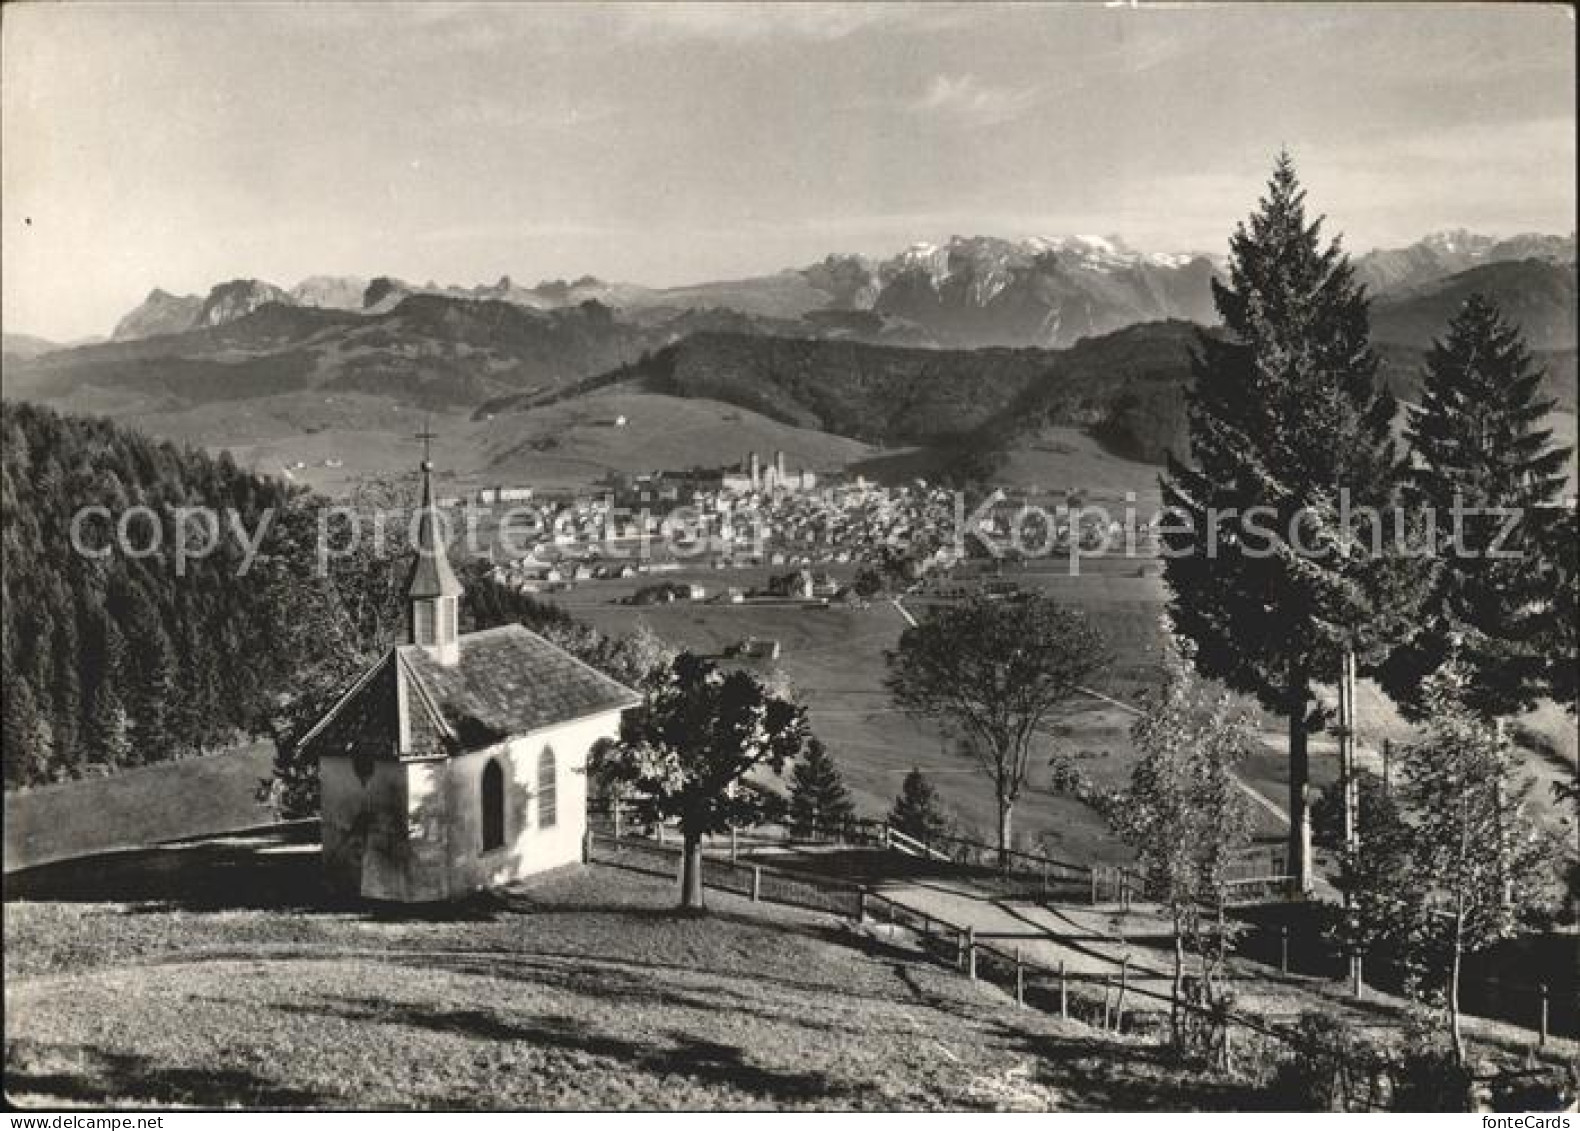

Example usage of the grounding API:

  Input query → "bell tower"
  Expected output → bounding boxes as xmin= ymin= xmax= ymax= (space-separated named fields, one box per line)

xmin=406 ymin=429 xmax=463 ymax=665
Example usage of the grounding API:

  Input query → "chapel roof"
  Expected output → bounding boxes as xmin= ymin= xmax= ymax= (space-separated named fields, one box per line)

xmin=302 ymin=623 xmax=639 ymax=762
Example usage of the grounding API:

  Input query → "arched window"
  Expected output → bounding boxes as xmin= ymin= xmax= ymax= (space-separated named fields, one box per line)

xmin=537 ymin=747 xmax=557 ymax=829
xmin=481 ymin=759 xmax=505 ymax=851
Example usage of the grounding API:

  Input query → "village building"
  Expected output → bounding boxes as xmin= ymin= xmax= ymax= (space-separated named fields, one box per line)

xmin=300 ymin=455 xmax=639 ymax=902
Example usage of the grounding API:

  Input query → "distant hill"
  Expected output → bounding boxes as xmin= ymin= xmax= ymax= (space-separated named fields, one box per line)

xmin=1 ymin=333 xmax=62 ymax=361
xmin=1372 ymin=259 xmax=1578 ymax=351
xmin=11 ymin=296 xmax=661 ymax=413
xmin=604 ymin=331 xmax=1066 ymax=444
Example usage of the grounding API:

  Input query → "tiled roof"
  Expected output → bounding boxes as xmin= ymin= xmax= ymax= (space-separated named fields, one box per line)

xmin=304 ymin=624 xmax=639 ymax=761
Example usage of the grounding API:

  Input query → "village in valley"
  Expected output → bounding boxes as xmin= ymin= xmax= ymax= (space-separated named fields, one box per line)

xmin=2 ymin=1 xmax=1577 ymax=1118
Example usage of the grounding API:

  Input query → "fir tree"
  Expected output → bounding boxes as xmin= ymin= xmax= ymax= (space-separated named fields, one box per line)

xmin=1378 ymin=294 xmax=1574 ymax=720
xmin=1161 ymin=152 xmax=1408 ymax=892
xmin=888 ymin=767 xmax=951 ymax=844
xmin=787 ymin=738 xmax=855 ymax=841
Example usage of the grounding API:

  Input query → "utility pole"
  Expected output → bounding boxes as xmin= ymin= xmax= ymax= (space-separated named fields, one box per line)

xmin=1338 ymin=646 xmax=1363 ymax=998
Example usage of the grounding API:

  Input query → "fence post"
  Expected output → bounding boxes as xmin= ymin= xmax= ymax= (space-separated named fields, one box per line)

xmin=582 ymin=828 xmax=593 ymax=863
xmin=856 ymin=886 xmax=868 ymax=922
xmin=966 ymin=926 xmax=977 ymax=981
xmin=956 ymin=930 xmax=966 ymax=972
xmin=1102 ymin=974 xmax=1112 ymax=1031
xmin=1015 ymin=947 xmax=1025 ymax=1008
xmin=1041 ymin=860 xmax=1049 ymax=901
xmin=922 ymin=914 xmax=932 ymax=938
xmin=1090 ymin=867 xmax=1099 ymax=906
xmin=730 ymin=826 xmax=738 ymax=863
xmin=751 ymin=865 xmax=762 ymax=903
xmin=1059 ymin=961 xmax=1068 ymax=1021
xmin=1120 ymin=955 xmax=1133 ymax=1031
xmin=1280 ymin=926 xmax=1290 ymax=975
xmin=1539 ymin=983 xmax=1549 ymax=1048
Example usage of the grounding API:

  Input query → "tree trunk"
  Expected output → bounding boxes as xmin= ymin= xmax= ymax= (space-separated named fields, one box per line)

xmin=680 ymin=831 xmax=707 ymax=912
xmin=1448 ymin=937 xmax=1464 ymax=1065
xmin=1288 ymin=699 xmax=1314 ymax=895
xmin=1171 ymin=909 xmax=1186 ymax=1050
xmin=997 ymin=799 xmax=1013 ymax=870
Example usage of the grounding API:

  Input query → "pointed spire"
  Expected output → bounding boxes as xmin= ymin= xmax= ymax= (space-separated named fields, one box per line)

xmin=406 ymin=454 xmax=463 ymax=601
xmin=406 ymin=432 xmax=463 ymax=665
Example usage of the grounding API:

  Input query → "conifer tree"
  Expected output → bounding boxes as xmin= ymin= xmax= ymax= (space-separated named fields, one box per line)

xmin=1378 ymin=294 xmax=1574 ymax=720
xmin=787 ymin=738 xmax=856 ymax=841
xmin=888 ymin=767 xmax=951 ymax=844
xmin=1161 ymin=152 xmax=1407 ymax=892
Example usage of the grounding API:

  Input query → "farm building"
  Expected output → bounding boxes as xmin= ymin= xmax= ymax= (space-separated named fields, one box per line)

xmin=300 ymin=457 xmax=639 ymax=902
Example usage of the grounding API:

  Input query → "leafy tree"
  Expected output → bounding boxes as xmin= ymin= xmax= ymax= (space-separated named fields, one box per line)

xmin=1107 ymin=628 xmax=1254 ymax=1057
xmin=787 ymin=738 xmax=855 ymax=841
xmin=1351 ymin=664 xmax=1551 ymax=1063
xmin=1160 ymin=152 xmax=1408 ymax=892
xmin=595 ymin=653 xmax=809 ymax=911
xmin=888 ymin=767 xmax=952 ymax=844
xmin=885 ymin=593 xmax=1107 ymax=864
xmin=1312 ymin=769 xmax=1400 ymax=853
xmin=1378 ymin=294 xmax=1573 ymax=720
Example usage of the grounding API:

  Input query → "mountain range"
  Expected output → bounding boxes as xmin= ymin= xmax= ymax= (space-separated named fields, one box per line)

xmin=3 ymin=229 xmax=1572 ymax=488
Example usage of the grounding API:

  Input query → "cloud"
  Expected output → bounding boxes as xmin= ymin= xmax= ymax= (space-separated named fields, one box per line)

xmin=911 ymin=74 xmax=1043 ymax=127
xmin=612 ymin=2 xmax=972 ymax=44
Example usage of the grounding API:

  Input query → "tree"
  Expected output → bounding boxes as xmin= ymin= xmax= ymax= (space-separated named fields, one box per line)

xmin=1161 ymin=152 xmax=1407 ymax=893
xmin=885 ymin=593 xmax=1107 ymax=864
xmin=1107 ymin=628 xmax=1254 ymax=1059
xmin=1364 ymin=664 xmax=1550 ymax=1063
xmin=1378 ymin=294 xmax=1573 ymax=721
xmin=787 ymin=738 xmax=855 ymax=841
xmin=596 ymin=653 xmax=810 ymax=911
xmin=888 ymin=767 xmax=951 ymax=844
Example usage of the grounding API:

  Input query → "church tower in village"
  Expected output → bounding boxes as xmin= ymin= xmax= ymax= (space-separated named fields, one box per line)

xmin=406 ymin=450 xmax=462 ymax=666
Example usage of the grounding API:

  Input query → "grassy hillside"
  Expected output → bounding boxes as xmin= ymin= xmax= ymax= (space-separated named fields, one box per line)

xmin=2 ymin=743 xmax=276 ymax=872
xmin=3 ymin=855 xmax=1253 ymax=1110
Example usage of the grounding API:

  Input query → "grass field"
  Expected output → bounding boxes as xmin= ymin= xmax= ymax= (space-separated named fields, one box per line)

xmin=3 ymin=842 xmax=1259 ymax=1111
xmin=2 ymin=744 xmax=277 ymax=873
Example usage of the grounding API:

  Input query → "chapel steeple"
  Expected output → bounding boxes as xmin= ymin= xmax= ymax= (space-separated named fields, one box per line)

xmin=406 ymin=429 xmax=463 ymax=665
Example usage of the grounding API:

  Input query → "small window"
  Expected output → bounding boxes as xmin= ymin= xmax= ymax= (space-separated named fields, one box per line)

xmin=413 ymin=601 xmax=435 ymax=645
xmin=537 ymin=747 xmax=557 ymax=828
xmin=481 ymin=759 xmax=505 ymax=851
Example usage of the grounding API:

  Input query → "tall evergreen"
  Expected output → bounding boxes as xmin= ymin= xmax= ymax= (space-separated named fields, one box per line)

xmin=787 ymin=739 xmax=856 ymax=841
xmin=888 ymin=766 xmax=951 ymax=844
xmin=1378 ymin=294 xmax=1574 ymax=720
xmin=1161 ymin=153 xmax=1406 ymax=892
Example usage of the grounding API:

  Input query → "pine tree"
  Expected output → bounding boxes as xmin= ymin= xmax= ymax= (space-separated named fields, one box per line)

xmin=888 ymin=767 xmax=951 ymax=844
xmin=787 ymin=739 xmax=856 ymax=841
xmin=1161 ymin=152 xmax=1407 ymax=892
xmin=1378 ymin=294 xmax=1574 ymax=720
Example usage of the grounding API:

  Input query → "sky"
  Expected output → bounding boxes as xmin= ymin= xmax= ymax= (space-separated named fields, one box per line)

xmin=2 ymin=1 xmax=1574 ymax=341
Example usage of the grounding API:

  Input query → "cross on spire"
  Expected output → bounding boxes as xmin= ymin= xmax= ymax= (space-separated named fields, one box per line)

xmin=415 ymin=421 xmax=438 ymax=470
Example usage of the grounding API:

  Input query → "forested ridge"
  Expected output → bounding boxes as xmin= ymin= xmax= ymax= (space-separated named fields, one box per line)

xmin=1 ymin=399 xmax=669 ymax=793
xmin=1 ymin=400 xmax=305 ymax=787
